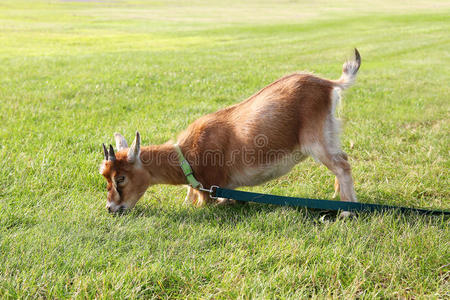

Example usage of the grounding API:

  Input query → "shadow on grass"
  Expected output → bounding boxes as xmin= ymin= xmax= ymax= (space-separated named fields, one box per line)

xmin=119 ymin=189 xmax=449 ymax=228
xmin=128 ymin=201 xmax=334 ymax=225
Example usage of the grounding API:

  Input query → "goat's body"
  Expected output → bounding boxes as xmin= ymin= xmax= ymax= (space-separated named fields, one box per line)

xmin=101 ymin=49 xmax=361 ymax=211
xmin=178 ymin=74 xmax=338 ymax=189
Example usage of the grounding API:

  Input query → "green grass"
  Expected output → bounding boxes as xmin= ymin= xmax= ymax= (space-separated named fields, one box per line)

xmin=1 ymin=0 xmax=449 ymax=298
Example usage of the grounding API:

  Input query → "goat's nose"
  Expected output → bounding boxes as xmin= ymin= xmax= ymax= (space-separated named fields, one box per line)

xmin=107 ymin=206 xmax=113 ymax=213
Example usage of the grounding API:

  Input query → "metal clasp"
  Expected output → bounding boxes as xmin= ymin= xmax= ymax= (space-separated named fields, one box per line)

xmin=198 ymin=185 xmax=219 ymax=199
xmin=209 ymin=185 xmax=219 ymax=199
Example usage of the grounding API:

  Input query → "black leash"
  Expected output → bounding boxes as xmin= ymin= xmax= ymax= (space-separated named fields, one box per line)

xmin=209 ymin=187 xmax=449 ymax=216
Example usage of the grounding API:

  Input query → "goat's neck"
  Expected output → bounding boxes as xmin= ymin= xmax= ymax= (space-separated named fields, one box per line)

xmin=140 ymin=144 xmax=187 ymax=185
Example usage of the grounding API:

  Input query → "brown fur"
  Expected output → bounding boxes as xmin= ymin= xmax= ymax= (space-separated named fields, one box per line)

xmin=177 ymin=74 xmax=332 ymax=187
xmin=100 ymin=50 xmax=361 ymax=212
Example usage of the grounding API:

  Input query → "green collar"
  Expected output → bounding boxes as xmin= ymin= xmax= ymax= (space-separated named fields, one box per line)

xmin=173 ymin=143 xmax=202 ymax=189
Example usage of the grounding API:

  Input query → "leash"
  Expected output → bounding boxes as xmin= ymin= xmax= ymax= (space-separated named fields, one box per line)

xmin=209 ymin=186 xmax=449 ymax=216
xmin=173 ymin=143 xmax=449 ymax=216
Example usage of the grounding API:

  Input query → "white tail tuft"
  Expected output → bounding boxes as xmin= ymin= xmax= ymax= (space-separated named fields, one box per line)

xmin=333 ymin=48 xmax=361 ymax=90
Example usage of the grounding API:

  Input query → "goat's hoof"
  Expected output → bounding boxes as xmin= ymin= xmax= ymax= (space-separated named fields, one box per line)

xmin=339 ymin=211 xmax=355 ymax=218
xmin=215 ymin=198 xmax=235 ymax=206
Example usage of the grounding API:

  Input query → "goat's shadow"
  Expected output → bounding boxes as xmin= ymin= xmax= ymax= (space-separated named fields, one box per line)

xmin=130 ymin=202 xmax=336 ymax=228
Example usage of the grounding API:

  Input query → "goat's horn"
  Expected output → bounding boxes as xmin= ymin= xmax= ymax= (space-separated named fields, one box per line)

xmin=102 ymin=143 xmax=108 ymax=160
xmin=108 ymin=144 xmax=116 ymax=161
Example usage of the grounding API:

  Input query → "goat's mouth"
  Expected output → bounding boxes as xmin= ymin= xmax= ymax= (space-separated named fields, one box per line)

xmin=106 ymin=203 xmax=127 ymax=214
xmin=109 ymin=207 xmax=127 ymax=215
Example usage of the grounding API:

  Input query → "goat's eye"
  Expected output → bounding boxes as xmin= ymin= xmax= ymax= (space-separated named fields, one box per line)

xmin=115 ymin=176 xmax=125 ymax=184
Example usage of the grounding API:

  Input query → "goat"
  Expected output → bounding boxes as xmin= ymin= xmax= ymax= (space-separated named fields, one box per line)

xmin=100 ymin=49 xmax=361 ymax=213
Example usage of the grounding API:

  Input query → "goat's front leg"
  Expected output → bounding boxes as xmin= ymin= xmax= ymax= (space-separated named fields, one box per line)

xmin=184 ymin=186 xmax=196 ymax=205
xmin=185 ymin=186 xmax=243 ymax=207
xmin=185 ymin=186 xmax=219 ymax=206
xmin=195 ymin=190 xmax=214 ymax=207
xmin=184 ymin=186 xmax=210 ymax=206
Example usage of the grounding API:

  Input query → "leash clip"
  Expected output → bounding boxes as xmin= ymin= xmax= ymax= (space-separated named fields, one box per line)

xmin=198 ymin=185 xmax=219 ymax=199
xmin=209 ymin=185 xmax=219 ymax=199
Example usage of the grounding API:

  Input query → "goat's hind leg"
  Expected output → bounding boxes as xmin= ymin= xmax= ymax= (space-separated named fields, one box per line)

xmin=310 ymin=144 xmax=357 ymax=203
xmin=328 ymin=152 xmax=357 ymax=203
xmin=332 ymin=177 xmax=340 ymax=199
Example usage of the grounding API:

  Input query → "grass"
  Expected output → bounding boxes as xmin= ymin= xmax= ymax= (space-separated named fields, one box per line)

xmin=0 ymin=0 xmax=449 ymax=298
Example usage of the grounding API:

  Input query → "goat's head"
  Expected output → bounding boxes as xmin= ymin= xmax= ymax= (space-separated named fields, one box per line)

xmin=99 ymin=132 xmax=150 ymax=213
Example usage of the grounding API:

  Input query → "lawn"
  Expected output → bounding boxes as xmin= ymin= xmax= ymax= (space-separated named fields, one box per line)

xmin=0 ymin=0 xmax=449 ymax=298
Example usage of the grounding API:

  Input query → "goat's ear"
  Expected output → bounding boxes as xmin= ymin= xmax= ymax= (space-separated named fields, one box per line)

xmin=127 ymin=131 xmax=141 ymax=163
xmin=114 ymin=133 xmax=128 ymax=151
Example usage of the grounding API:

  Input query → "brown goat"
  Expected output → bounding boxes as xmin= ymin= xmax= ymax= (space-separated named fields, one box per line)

xmin=100 ymin=49 xmax=361 ymax=213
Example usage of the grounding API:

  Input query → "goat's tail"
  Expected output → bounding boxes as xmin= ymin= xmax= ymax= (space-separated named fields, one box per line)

xmin=332 ymin=48 xmax=361 ymax=90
